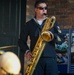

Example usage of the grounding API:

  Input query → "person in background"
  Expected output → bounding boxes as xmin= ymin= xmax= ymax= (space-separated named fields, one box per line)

xmin=18 ymin=0 xmax=65 ymax=75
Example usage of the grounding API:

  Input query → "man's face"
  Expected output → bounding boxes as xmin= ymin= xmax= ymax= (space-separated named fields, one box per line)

xmin=35 ymin=3 xmax=47 ymax=17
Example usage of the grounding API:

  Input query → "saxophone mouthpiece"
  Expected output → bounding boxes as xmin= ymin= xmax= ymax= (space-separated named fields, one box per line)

xmin=43 ymin=13 xmax=47 ymax=15
xmin=43 ymin=13 xmax=48 ymax=17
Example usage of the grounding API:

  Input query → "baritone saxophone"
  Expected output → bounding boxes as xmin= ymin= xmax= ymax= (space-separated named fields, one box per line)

xmin=24 ymin=16 xmax=56 ymax=75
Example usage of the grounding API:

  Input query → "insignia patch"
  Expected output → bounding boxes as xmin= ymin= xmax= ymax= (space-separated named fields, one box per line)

xmin=57 ymin=36 xmax=61 ymax=41
xmin=57 ymin=26 xmax=61 ymax=33
xmin=58 ymin=30 xmax=61 ymax=33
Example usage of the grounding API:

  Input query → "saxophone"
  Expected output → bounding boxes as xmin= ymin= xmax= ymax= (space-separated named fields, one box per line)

xmin=25 ymin=16 xmax=56 ymax=75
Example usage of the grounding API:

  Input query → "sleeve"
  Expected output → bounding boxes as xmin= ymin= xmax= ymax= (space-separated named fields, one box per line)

xmin=54 ymin=21 xmax=65 ymax=44
xmin=18 ymin=23 xmax=30 ymax=53
xmin=54 ymin=21 xmax=68 ymax=51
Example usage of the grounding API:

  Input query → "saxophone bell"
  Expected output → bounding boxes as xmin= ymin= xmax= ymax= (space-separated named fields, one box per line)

xmin=41 ymin=31 xmax=54 ymax=42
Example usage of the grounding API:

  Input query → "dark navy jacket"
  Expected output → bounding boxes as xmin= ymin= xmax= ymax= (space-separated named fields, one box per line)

xmin=18 ymin=18 xmax=65 ymax=58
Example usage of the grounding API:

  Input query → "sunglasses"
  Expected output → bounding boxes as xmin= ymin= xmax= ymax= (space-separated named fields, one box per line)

xmin=37 ymin=6 xmax=47 ymax=10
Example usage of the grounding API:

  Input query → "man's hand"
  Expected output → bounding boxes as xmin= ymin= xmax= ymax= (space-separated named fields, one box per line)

xmin=25 ymin=51 xmax=32 ymax=61
xmin=24 ymin=52 xmax=32 ymax=70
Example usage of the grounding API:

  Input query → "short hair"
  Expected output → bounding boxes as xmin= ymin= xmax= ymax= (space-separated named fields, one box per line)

xmin=34 ymin=0 xmax=47 ymax=8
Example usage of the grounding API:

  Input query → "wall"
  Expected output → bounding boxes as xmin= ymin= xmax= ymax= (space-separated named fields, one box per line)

xmin=26 ymin=0 xmax=74 ymax=29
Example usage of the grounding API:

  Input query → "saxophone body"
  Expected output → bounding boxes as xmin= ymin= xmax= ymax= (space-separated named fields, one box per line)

xmin=25 ymin=16 xmax=56 ymax=75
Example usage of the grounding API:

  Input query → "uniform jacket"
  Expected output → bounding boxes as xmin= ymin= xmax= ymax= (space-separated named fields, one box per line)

xmin=18 ymin=18 xmax=65 ymax=57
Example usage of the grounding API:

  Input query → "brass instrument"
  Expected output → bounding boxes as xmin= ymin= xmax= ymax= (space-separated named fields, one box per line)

xmin=0 ymin=45 xmax=21 ymax=75
xmin=25 ymin=16 xmax=56 ymax=75
xmin=0 ymin=52 xmax=21 ymax=75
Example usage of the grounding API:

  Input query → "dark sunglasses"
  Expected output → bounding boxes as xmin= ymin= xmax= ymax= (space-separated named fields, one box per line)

xmin=37 ymin=7 xmax=47 ymax=10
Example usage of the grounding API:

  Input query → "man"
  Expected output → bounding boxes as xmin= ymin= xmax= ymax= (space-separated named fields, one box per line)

xmin=18 ymin=0 xmax=65 ymax=75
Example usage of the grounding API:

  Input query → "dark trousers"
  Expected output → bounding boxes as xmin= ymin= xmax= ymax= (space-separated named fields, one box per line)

xmin=33 ymin=57 xmax=58 ymax=75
